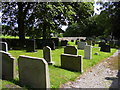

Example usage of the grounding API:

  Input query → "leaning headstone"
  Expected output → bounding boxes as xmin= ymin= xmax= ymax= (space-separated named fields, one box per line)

xmin=78 ymin=42 xmax=87 ymax=49
xmin=43 ymin=46 xmax=54 ymax=65
xmin=26 ymin=39 xmax=36 ymax=52
xmin=100 ymin=45 xmax=111 ymax=52
xmin=61 ymin=54 xmax=83 ymax=72
xmin=0 ymin=42 xmax=8 ymax=52
xmin=64 ymin=45 xmax=78 ymax=55
xmin=84 ymin=45 xmax=92 ymax=59
xmin=18 ymin=55 xmax=50 ymax=88
xmin=0 ymin=51 xmax=15 ymax=80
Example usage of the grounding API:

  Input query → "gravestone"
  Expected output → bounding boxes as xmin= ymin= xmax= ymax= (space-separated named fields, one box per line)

xmin=99 ymin=42 xmax=106 ymax=47
xmin=100 ymin=45 xmax=111 ymax=52
xmin=87 ymin=40 xmax=92 ymax=45
xmin=61 ymin=40 xmax=68 ymax=46
xmin=78 ymin=42 xmax=87 ymax=49
xmin=18 ymin=55 xmax=50 ymax=88
xmin=61 ymin=54 xmax=83 ymax=72
xmin=0 ymin=51 xmax=15 ymax=80
xmin=84 ymin=45 xmax=92 ymax=59
xmin=26 ymin=39 xmax=36 ymax=52
xmin=43 ymin=46 xmax=54 ymax=65
xmin=64 ymin=45 xmax=78 ymax=55
xmin=0 ymin=42 xmax=8 ymax=52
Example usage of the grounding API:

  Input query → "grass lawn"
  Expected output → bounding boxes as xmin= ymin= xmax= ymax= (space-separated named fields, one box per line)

xmin=1 ymin=41 xmax=117 ymax=88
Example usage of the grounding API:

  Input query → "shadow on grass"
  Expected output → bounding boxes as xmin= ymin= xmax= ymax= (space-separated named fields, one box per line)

xmin=53 ymin=65 xmax=82 ymax=73
xmin=105 ymin=70 xmax=120 ymax=89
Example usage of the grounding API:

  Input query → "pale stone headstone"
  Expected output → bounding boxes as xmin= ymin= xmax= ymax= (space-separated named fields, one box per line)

xmin=0 ymin=42 xmax=8 ymax=52
xmin=43 ymin=46 xmax=54 ymax=65
xmin=84 ymin=45 xmax=92 ymax=59
xmin=0 ymin=51 xmax=15 ymax=80
xmin=78 ymin=42 xmax=87 ymax=49
xmin=61 ymin=54 xmax=83 ymax=72
xmin=18 ymin=55 xmax=50 ymax=88
xmin=64 ymin=45 xmax=78 ymax=55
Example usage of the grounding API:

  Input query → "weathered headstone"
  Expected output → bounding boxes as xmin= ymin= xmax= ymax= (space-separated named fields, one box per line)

xmin=26 ymin=39 xmax=36 ymax=52
xmin=78 ymin=42 xmax=87 ymax=49
xmin=64 ymin=45 xmax=78 ymax=55
xmin=0 ymin=42 xmax=8 ymax=52
xmin=0 ymin=51 xmax=15 ymax=80
xmin=100 ymin=45 xmax=111 ymax=52
xmin=84 ymin=45 xmax=92 ymax=59
xmin=18 ymin=55 xmax=50 ymax=88
xmin=61 ymin=54 xmax=83 ymax=72
xmin=61 ymin=40 xmax=68 ymax=46
xmin=43 ymin=46 xmax=54 ymax=65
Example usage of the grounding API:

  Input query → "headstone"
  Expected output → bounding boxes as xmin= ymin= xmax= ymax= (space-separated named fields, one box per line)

xmin=0 ymin=51 xmax=15 ymax=80
xmin=26 ymin=39 xmax=36 ymax=52
xmin=84 ymin=45 xmax=92 ymax=59
xmin=87 ymin=40 xmax=92 ymax=45
xmin=99 ymin=42 xmax=106 ymax=47
xmin=18 ymin=55 xmax=50 ymax=88
xmin=43 ymin=46 xmax=54 ymax=65
xmin=64 ymin=45 xmax=78 ymax=55
xmin=61 ymin=54 xmax=83 ymax=72
xmin=61 ymin=40 xmax=68 ymax=46
xmin=0 ymin=42 xmax=8 ymax=52
xmin=100 ymin=45 xmax=111 ymax=52
xmin=78 ymin=42 xmax=87 ymax=49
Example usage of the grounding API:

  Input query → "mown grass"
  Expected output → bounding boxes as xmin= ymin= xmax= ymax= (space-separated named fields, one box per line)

xmin=1 ymin=41 xmax=117 ymax=88
xmin=0 ymin=35 xmax=29 ymax=39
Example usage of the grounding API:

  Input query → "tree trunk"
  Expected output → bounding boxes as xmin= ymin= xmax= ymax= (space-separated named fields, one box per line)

xmin=43 ymin=22 xmax=47 ymax=40
xmin=17 ymin=2 xmax=25 ymax=47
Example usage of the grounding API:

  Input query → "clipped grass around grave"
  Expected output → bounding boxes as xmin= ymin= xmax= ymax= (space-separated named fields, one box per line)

xmin=2 ymin=41 xmax=117 ymax=88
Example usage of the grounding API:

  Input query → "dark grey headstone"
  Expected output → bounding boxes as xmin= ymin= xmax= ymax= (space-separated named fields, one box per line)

xmin=100 ymin=45 xmax=111 ymax=52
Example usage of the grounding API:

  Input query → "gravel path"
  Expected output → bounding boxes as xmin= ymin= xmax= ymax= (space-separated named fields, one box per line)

xmin=60 ymin=50 xmax=120 ymax=89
